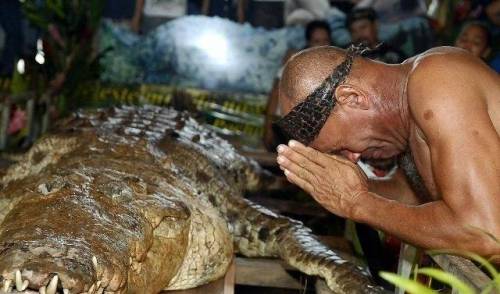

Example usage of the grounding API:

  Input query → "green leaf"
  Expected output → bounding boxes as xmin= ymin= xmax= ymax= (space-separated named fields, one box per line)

xmin=379 ymin=272 xmax=436 ymax=294
xmin=417 ymin=268 xmax=475 ymax=294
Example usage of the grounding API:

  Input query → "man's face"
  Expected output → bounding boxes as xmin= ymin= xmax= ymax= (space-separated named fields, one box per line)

xmin=280 ymin=97 xmax=402 ymax=163
xmin=308 ymin=28 xmax=332 ymax=48
xmin=455 ymin=25 xmax=490 ymax=58
xmin=349 ymin=19 xmax=378 ymax=48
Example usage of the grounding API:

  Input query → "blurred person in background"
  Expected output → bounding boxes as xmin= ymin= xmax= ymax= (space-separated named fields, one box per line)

xmin=142 ymin=0 xmax=188 ymax=33
xmin=455 ymin=21 xmax=500 ymax=73
xmin=187 ymin=0 xmax=249 ymax=23
xmin=346 ymin=7 xmax=406 ymax=64
xmin=353 ymin=0 xmax=427 ymax=22
xmin=484 ymin=0 xmax=500 ymax=54
xmin=429 ymin=0 xmax=500 ymax=46
xmin=455 ymin=21 xmax=492 ymax=59
xmin=103 ymin=0 xmax=144 ymax=33
xmin=486 ymin=0 xmax=500 ymax=28
xmin=284 ymin=0 xmax=331 ymax=26
xmin=263 ymin=20 xmax=332 ymax=151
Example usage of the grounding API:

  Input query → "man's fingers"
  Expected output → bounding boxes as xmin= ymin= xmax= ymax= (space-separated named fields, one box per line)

xmin=276 ymin=145 xmax=323 ymax=173
xmin=283 ymin=169 xmax=314 ymax=194
xmin=287 ymin=140 xmax=328 ymax=167
xmin=328 ymin=154 xmax=368 ymax=181
xmin=277 ymin=154 xmax=317 ymax=185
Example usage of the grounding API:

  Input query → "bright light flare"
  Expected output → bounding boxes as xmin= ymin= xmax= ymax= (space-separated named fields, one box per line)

xmin=196 ymin=32 xmax=229 ymax=66
xmin=37 ymin=38 xmax=43 ymax=51
xmin=16 ymin=59 xmax=25 ymax=74
xmin=35 ymin=52 xmax=45 ymax=65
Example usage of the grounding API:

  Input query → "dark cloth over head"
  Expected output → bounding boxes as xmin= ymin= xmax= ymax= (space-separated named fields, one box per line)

xmin=275 ymin=45 xmax=368 ymax=145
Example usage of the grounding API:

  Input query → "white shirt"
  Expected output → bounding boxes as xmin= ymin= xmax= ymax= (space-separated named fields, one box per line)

xmin=143 ymin=0 xmax=187 ymax=18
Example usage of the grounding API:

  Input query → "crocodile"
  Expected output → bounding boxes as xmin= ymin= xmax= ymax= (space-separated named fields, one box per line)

xmin=0 ymin=106 xmax=384 ymax=294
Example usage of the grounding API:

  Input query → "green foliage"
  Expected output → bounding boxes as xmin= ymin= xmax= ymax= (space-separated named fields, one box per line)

xmin=380 ymin=251 xmax=500 ymax=294
xmin=379 ymin=272 xmax=436 ymax=294
xmin=417 ymin=268 xmax=475 ymax=294
xmin=21 ymin=0 xmax=105 ymax=113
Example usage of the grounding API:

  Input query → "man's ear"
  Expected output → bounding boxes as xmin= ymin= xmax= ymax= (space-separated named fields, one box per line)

xmin=334 ymin=84 xmax=370 ymax=110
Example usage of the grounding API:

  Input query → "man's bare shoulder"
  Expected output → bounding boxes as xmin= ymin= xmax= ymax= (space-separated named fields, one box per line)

xmin=409 ymin=46 xmax=482 ymax=78
xmin=406 ymin=47 xmax=491 ymax=106
xmin=404 ymin=47 xmax=498 ymax=141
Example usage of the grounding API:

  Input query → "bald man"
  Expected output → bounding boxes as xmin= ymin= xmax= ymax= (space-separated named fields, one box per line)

xmin=275 ymin=45 xmax=500 ymax=258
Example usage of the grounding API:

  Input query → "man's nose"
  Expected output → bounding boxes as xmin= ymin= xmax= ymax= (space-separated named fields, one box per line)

xmin=340 ymin=150 xmax=361 ymax=163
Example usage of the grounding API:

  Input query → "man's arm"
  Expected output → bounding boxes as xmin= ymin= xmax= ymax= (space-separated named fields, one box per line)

xmin=358 ymin=53 xmax=500 ymax=256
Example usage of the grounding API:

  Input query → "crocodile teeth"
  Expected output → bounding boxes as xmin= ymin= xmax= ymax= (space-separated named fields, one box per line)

xmin=92 ymin=256 xmax=98 ymax=269
xmin=21 ymin=280 xmax=29 ymax=291
xmin=46 ymin=275 xmax=58 ymax=294
xmin=3 ymin=279 xmax=12 ymax=292
xmin=39 ymin=285 xmax=46 ymax=294
xmin=15 ymin=269 xmax=29 ymax=291
xmin=63 ymin=288 xmax=70 ymax=294
xmin=88 ymin=283 xmax=95 ymax=294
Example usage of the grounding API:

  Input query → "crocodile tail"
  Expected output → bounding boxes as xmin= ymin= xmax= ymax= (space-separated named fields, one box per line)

xmin=275 ymin=224 xmax=388 ymax=294
xmin=226 ymin=197 xmax=387 ymax=294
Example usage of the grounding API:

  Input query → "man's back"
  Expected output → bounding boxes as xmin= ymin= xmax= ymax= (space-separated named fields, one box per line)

xmin=400 ymin=47 xmax=500 ymax=249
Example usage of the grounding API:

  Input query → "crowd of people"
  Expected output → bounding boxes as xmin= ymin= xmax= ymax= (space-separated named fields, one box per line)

xmin=264 ymin=3 xmax=499 ymax=152
xmin=1 ymin=1 xmax=499 ymax=76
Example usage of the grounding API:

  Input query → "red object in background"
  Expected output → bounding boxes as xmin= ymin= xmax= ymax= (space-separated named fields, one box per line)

xmin=384 ymin=234 xmax=402 ymax=255
xmin=7 ymin=105 xmax=26 ymax=135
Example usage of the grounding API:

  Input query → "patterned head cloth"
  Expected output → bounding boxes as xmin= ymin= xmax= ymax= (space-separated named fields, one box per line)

xmin=275 ymin=45 xmax=368 ymax=145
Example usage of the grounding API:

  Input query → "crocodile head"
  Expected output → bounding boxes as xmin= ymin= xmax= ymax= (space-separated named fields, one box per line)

xmin=0 ymin=149 xmax=196 ymax=294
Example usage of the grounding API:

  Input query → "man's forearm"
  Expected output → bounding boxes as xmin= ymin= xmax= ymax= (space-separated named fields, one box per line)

xmin=353 ymin=192 xmax=499 ymax=256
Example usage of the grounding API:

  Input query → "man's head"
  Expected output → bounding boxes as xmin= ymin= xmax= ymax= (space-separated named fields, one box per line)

xmin=455 ymin=22 xmax=492 ymax=59
xmin=305 ymin=20 xmax=333 ymax=48
xmin=277 ymin=46 xmax=406 ymax=163
xmin=346 ymin=8 xmax=379 ymax=49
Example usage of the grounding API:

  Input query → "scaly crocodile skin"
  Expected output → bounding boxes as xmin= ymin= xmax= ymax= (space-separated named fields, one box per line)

xmin=0 ymin=106 xmax=385 ymax=294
